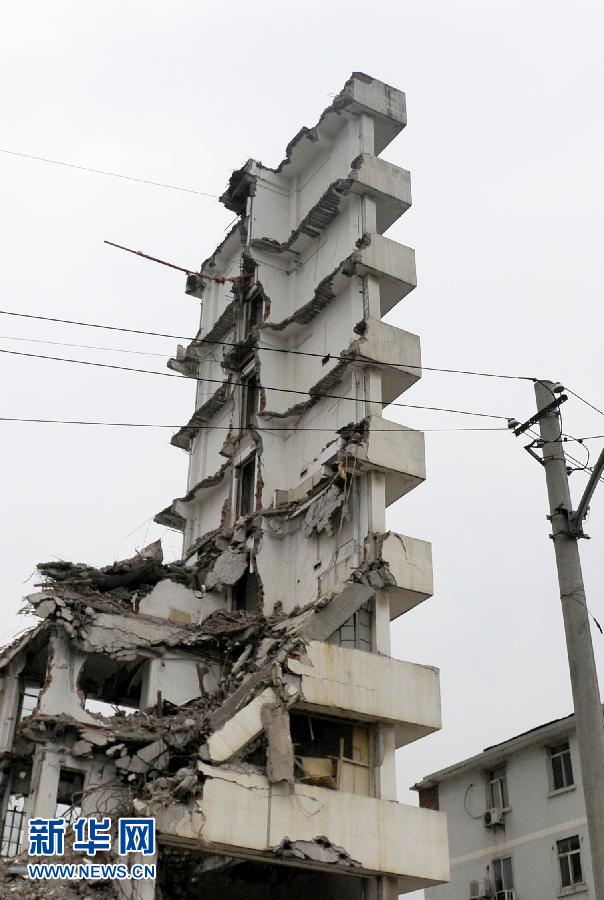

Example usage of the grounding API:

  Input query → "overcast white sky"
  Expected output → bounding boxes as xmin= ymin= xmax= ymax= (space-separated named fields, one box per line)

xmin=1 ymin=0 xmax=603 ymax=845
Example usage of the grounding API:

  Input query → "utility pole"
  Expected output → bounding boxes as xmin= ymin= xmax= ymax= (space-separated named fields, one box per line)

xmin=534 ymin=380 xmax=604 ymax=898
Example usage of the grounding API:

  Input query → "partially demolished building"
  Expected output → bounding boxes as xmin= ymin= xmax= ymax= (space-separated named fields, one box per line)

xmin=0 ymin=74 xmax=449 ymax=898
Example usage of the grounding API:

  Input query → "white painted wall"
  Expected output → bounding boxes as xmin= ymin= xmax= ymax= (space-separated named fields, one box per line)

xmin=426 ymin=731 xmax=595 ymax=900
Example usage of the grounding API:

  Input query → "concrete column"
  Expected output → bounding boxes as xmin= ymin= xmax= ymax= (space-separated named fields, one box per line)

xmin=140 ymin=659 xmax=162 ymax=710
xmin=39 ymin=628 xmax=97 ymax=725
xmin=25 ymin=746 xmax=61 ymax=822
xmin=82 ymin=760 xmax=128 ymax=817
xmin=359 ymin=112 xmax=375 ymax=155
xmin=373 ymin=724 xmax=397 ymax=802
xmin=0 ymin=660 xmax=25 ymax=753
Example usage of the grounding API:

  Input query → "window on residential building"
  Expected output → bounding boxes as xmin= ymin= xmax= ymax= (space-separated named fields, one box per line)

xmin=240 ymin=369 xmax=259 ymax=429
xmin=290 ymin=713 xmax=371 ymax=796
xmin=18 ymin=679 xmax=41 ymax=720
xmin=0 ymin=766 xmax=31 ymax=857
xmin=488 ymin=766 xmax=509 ymax=809
xmin=550 ymin=742 xmax=574 ymax=791
xmin=492 ymin=856 xmax=514 ymax=900
xmin=557 ymin=836 xmax=584 ymax=889
xmin=243 ymin=292 xmax=263 ymax=335
xmin=0 ymin=795 xmax=26 ymax=857
xmin=55 ymin=769 xmax=84 ymax=825
xmin=328 ymin=602 xmax=372 ymax=651
xmin=237 ymin=455 xmax=256 ymax=518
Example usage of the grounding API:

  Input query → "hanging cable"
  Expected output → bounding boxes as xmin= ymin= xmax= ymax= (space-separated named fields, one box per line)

xmin=0 ymin=148 xmax=219 ymax=197
xmin=0 ymin=308 xmax=533 ymax=382
xmin=566 ymin=388 xmax=604 ymax=419
xmin=0 ymin=416 xmax=509 ymax=433
xmin=0 ymin=347 xmax=511 ymax=420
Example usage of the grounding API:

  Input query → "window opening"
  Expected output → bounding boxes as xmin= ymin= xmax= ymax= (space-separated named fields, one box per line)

xmin=244 ymin=293 xmax=263 ymax=334
xmin=328 ymin=602 xmax=372 ymax=651
xmin=558 ymin=836 xmax=583 ymax=889
xmin=488 ymin=766 xmax=509 ymax=809
xmin=240 ymin=370 xmax=259 ymax=429
xmin=550 ymin=742 xmax=574 ymax=791
xmin=55 ymin=769 xmax=84 ymax=825
xmin=492 ymin=856 xmax=514 ymax=900
xmin=78 ymin=654 xmax=143 ymax=712
xmin=19 ymin=680 xmax=41 ymax=720
xmin=0 ymin=766 xmax=31 ymax=857
xmin=232 ymin=570 xmax=259 ymax=614
xmin=290 ymin=714 xmax=371 ymax=796
xmin=237 ymin=456 xmax=256 ymax=518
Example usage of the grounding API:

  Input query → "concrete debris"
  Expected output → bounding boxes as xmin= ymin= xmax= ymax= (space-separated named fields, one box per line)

xmin=353 ymin=559 xmax=397 ymax=590
xmin=261 ymin=703 xmax=294 ymax=785
xmin=205 ymin=549 xmax=248 ymax=591
xmin=304 ymin=483 xmax=348 ymax=537
xmin=0 ymin=854 xmax=118 ymax=899
xmin=272 ymin=835 xmax=360 ymax=867
xmin=37 ymin=541 xmax=192 ymax=599
xmin=300 ymin=582 xmax=375 ymax=642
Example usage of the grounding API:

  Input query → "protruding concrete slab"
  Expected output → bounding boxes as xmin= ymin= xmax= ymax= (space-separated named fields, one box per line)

xmin=379 ymin=532 xmax=434 ymax=619
xmin=357 ymin=234 xmax=417 ymax=315
xmin=289 ymin=641 xmax=441 ymax=748
xmin=345 ymin=417 xmax=426 ymax=507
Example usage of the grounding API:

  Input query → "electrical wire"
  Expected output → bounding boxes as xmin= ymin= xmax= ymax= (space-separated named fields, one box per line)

xmin=0 ymin=416 xmax=508 ymax=433
xmin=526 ymin=427 xmax=604 ymax=484
xmin=0 ymin=148 xmax=219 ymax=198
xmin=0 ymin=347 xmax=510 ymax=420
xmin=0 ymin=335 xmax=169 ymax=357
xmin=566 ymin=388 xmax=604 ymax=419
xmin=0 ymin=308 xmax=533 ymax=382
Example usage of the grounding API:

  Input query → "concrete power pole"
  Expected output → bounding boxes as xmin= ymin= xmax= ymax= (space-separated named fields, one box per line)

xmin=534 ymin=380 xmax=604 ymax=897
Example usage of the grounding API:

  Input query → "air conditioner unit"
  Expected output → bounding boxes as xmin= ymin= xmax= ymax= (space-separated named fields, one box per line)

xmin=484 ymin=807 xmax=505 ymax=828
xmin=470 ymin=878 xmax=492 ymax=899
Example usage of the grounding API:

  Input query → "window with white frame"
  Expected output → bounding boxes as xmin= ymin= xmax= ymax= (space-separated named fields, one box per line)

xmin=487 ymin=765 xmax=509 ymax=809
xmin=549 ymin=742 xmax=574 ymax=791
xmin=0 ymin=766 xmax=31 ymax=858
xmin=492 ymin=856 xmax=514 ymax=899
xmin=557 ymin=836 xmax=584 ymax=889
xmin=18 ymin=679 xmax=41 ymax=720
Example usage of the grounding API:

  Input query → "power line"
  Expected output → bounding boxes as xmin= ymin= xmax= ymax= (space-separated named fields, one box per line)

xmin=526 ymin=427 xmax=604 ymax=484
xmin=0 ymin=416 xmax=508 ymax=433
xmin=0 ymin=308 xmax=532 ymax=383
xmin=0 ymin=148 xmax=219 ymax=198
xmin=0 ymin=335 xmax=168 ymax=358
xmin=566 ymin=388 xmax=604 ymax=419
xmin=0 ymin=347 xmax=509 ymax=420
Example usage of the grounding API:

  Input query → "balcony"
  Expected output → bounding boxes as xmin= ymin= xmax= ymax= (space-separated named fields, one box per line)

xmin=289 ymin=640 xmax=441 ymax=748
xmin=206 ymin=641 xmax=441 ymax=765
xmin=357 ymin=234 xmax=417 ymax=315
xmin=353 ymin=317 xmax=420 ymax=405
xmin=379 ymin=531 xmax=434 ymax=619
xmin=154 ymin=764 xmax=449 ymax=891
xmin=344 ymin=416 xmax=425 ymax=507
xmin=350 ymin=155 xmax=411 ymax=234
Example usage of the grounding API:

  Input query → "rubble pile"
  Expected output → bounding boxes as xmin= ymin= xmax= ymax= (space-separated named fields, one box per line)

xmin=37 ymin=542 xmax=192 ymax=602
